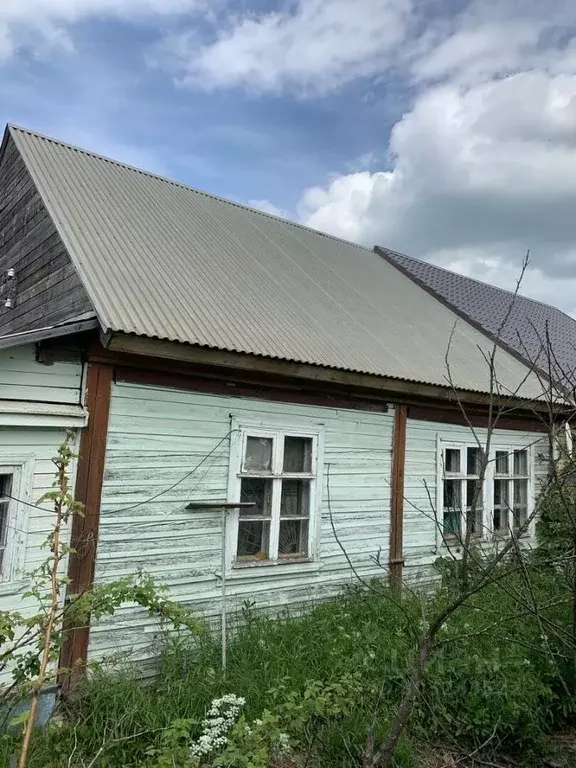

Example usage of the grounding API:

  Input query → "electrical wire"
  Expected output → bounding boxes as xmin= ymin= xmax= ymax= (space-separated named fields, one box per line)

xmin=1 ymin=429 xmax=239 ymax=537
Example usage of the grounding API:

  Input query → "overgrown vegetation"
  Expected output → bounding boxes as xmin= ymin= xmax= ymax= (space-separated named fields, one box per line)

xmin=3 ymin=530 xmax=575 ymax=767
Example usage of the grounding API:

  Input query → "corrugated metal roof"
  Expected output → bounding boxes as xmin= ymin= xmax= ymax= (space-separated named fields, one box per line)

xmin=379 ymin=246 xmax=576 ymax=386
xmin=8 ymin=125 xmax=545 ymax=398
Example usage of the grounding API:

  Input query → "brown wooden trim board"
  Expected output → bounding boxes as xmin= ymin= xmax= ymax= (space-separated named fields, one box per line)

xmin=60 ymin=361 xmax=113 ymax=695
xmin=389 ymin=405 xmax=407 ymax=587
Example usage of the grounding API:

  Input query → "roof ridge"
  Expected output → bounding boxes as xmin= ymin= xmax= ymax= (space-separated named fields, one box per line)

xmin=8 ymin=123 xmax=374 ymax=256
xmin=380 ymin=245 xmax=576 ymax=321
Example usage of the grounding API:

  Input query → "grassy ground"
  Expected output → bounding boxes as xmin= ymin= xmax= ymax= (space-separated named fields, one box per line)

xmin=2 ymin=560 xmax=576 ymax=767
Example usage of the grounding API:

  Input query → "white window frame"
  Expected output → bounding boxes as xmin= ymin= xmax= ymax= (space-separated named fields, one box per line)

xmin=491 ymin=445 xmax=533 ymax=536
xmin=436 ymin=438 xmax=534 ymax=547
xmin=0 ymin=455 xmax=34 ymax=584
xmin=227 ymin=423 xmax=322 ymax=567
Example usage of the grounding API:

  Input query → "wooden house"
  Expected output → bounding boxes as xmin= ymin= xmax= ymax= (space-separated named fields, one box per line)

xmin=0 ymin=125 xmax=555 ymax=680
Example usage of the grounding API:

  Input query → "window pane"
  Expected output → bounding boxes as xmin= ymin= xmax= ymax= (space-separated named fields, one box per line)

xmin=239 ymin=478 xmax=273 ymax=516
xmin=467 ymin=447 xmax=482 ymax=476
xmin=443 ymin=509 xmax=460 ymax=535
xmin=496 ymin=478 xmax=509 ymax=506
xmin=244 ymin=437 xmax=272 ymax=471
xmin=443 ymin=479 xmax=461 ymax=535
xmin=280 ymin=479 xmax=310 ymax=518
xmin=466 ymin=479 xmax=483 ymax=535
xmin=237 ymin=520 xmax=270 ymax=559
xmin=466 ymin=479 xmax=483 ymax=509
xmin=283 ymin=437 xmax=312 ymax=473
xmin=493 ymin=479 xmax=509 ymax=533
xmin=514 ymin=479 xmax=528 ymax=506
xmin=0 ymin=500 xmax=9 ymax=546
xmin=443 ymin=479 xmax=461 ymax=510
xmin=279 ymin=519 xmax=309 ymax=558
xmin=0 ymin=474 xmax=12 ymax=501
xmin=513 ymin=506 xmax=527 ymax=531
xmin=514 ymin=450 xmax=528 ymax=476
xmin=493 ymin=506 xmax=508 ymax=532
xmin=444 ymin=449 xmax=460 ymax=474
xmin=495 ymin=451 xmax=509 ymax=475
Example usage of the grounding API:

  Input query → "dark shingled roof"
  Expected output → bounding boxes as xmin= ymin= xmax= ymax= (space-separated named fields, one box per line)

xmin=377 ymin=246 xmax=576 ymax=386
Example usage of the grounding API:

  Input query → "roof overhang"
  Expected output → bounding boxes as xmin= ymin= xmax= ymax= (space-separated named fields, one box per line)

xmin=103 ymin=331 xmax=558 ymax=413
xmin=0 ymin=314 xmax=99 ymax=350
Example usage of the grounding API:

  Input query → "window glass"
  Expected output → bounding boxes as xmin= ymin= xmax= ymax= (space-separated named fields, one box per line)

xmin=444 ymin=449 xmax=461 ymax=473
xmin=493 ymin=479 xmax=509 ymax=532
xmin=280 ymin=479 xmax=310 ymax=517
xmin=244 ymin=437 xmax=272 ymax=471
xmin=283 ymin=437 xmax=312 ymax=473
xmin=513 ymin=450 xmax=528 ymax=476
xmin=237 ymin=520 xmax=270 ymax=559
xmin=443 ymin=479 xmax=461 ymax=535
xmin=0 ymin=474 xmax=13 ymax=574
xmin=279 ymin=520 xmax=309 ymax=558
xmin=467 ymin=447 xmax=482 ymax=475
xmin=495 ymin=451 xmax=509 ymax=474
xmin=239 ymin=478 xmax=273 ymax=516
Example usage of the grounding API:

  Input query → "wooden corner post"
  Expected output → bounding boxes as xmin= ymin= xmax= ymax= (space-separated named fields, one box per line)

xmin=389 ymin=405 xmax=407 ymax=588
xmin=60 ymin=361 xmax=113 ymax=695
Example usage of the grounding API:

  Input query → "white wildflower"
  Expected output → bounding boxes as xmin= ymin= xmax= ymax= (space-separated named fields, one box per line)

xmin=273 ymin=732 xmax=291 ymax=756
xmin=190 ymin=693 xmax=246 ymax=757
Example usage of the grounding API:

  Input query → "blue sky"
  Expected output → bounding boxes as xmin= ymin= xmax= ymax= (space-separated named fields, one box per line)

xmin=0 ymin=5 xmax=403 ymax=213
xmin=2 ymin=0 xmax=576 ymax=313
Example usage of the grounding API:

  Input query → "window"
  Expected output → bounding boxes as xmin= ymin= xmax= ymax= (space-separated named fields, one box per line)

xmin=0 ymin=472 xmax=14 ymax=577
xmin=232 ymin=429 xmax=318 ymax=564
xmin=0 ymin=465 xmax=28 ymax=582
xmin=493 ymin=449 xmax=529 ymax=534
xmin=441 ymin=446 xmax=484 ymax=537
xmin=439 ymin=442 xmax=532 ymax=542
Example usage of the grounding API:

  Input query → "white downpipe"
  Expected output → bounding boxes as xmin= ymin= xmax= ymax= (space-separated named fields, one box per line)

xmin=221 ymin=507 xmax=227 ymax=674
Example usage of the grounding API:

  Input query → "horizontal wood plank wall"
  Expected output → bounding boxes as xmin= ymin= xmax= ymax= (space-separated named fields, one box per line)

xmin=0 ymin=135 xmax=93 ymax=335
xmin=86 ymin=380 xmax=394 ymax=669
xmin=0 ymin=343 xmax=83 ymax=404
xmin=60 ymin=361 xmax=112 ymax=692
xmin=0 ymin=426 xmax=81 ymax=687
xmin=402 ymin=417 xmax=550 ymax=581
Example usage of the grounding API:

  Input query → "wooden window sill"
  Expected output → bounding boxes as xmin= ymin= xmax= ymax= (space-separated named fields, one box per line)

xmin=228 ymin=559 xmax=321 ymax=578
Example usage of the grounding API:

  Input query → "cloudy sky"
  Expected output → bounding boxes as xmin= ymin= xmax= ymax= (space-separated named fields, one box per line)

xmin=2 ymin=0 xmax=576 ymax=313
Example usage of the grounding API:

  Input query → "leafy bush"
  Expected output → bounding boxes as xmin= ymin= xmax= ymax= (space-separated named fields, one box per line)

xmin=6 ymin=555 xmax=575 ymax=767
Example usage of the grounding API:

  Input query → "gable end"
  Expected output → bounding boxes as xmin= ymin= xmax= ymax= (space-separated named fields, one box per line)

xmin=0 ymin=132 xmax=94 ymax=336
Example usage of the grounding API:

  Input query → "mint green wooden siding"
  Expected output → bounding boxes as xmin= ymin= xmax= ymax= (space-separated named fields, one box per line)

xmin=88 ymin=382 xmax=394 ymax=664
xmin=0 ymin=344 xmax=85 ymax=684
xmin=403 ymin=418 xmax=549 ymax=578
xmin=0 ymin=344 xmax=82 ymax=404
xmin=0 ymin=426 xmax=80 ymax=685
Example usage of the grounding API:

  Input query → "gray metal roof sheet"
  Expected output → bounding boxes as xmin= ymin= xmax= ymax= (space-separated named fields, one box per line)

xmin=8 ymin=125 xmax=546 ymax=398
xmin=379 ymin=247 xmax=576 ymax=386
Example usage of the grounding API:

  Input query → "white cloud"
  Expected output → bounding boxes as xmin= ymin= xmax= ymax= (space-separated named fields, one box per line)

xmin=162 ymin=0 xmax=412 ymax=94
xmin=248 ymin=199 xmax=288 ymax=218
xmin=296 ymin=1 xmax=576 ymax=312
xmin=0 ymin=0 xmax=207 ymax=60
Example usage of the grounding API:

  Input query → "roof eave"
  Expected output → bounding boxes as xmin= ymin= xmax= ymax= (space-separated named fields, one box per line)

xmin=0 ymin=316 xmax=100 ymax=350
xmin=102 ymin=331 xmax=555 ymax=412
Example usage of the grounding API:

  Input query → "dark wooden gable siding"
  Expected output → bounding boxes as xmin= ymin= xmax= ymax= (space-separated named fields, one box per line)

xmin=0 ymin=133 xmax=93 ymax=336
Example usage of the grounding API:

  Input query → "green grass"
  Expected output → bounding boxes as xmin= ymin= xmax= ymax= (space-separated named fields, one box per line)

xmin=3 ymin=560 xmax=575 ymax=767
